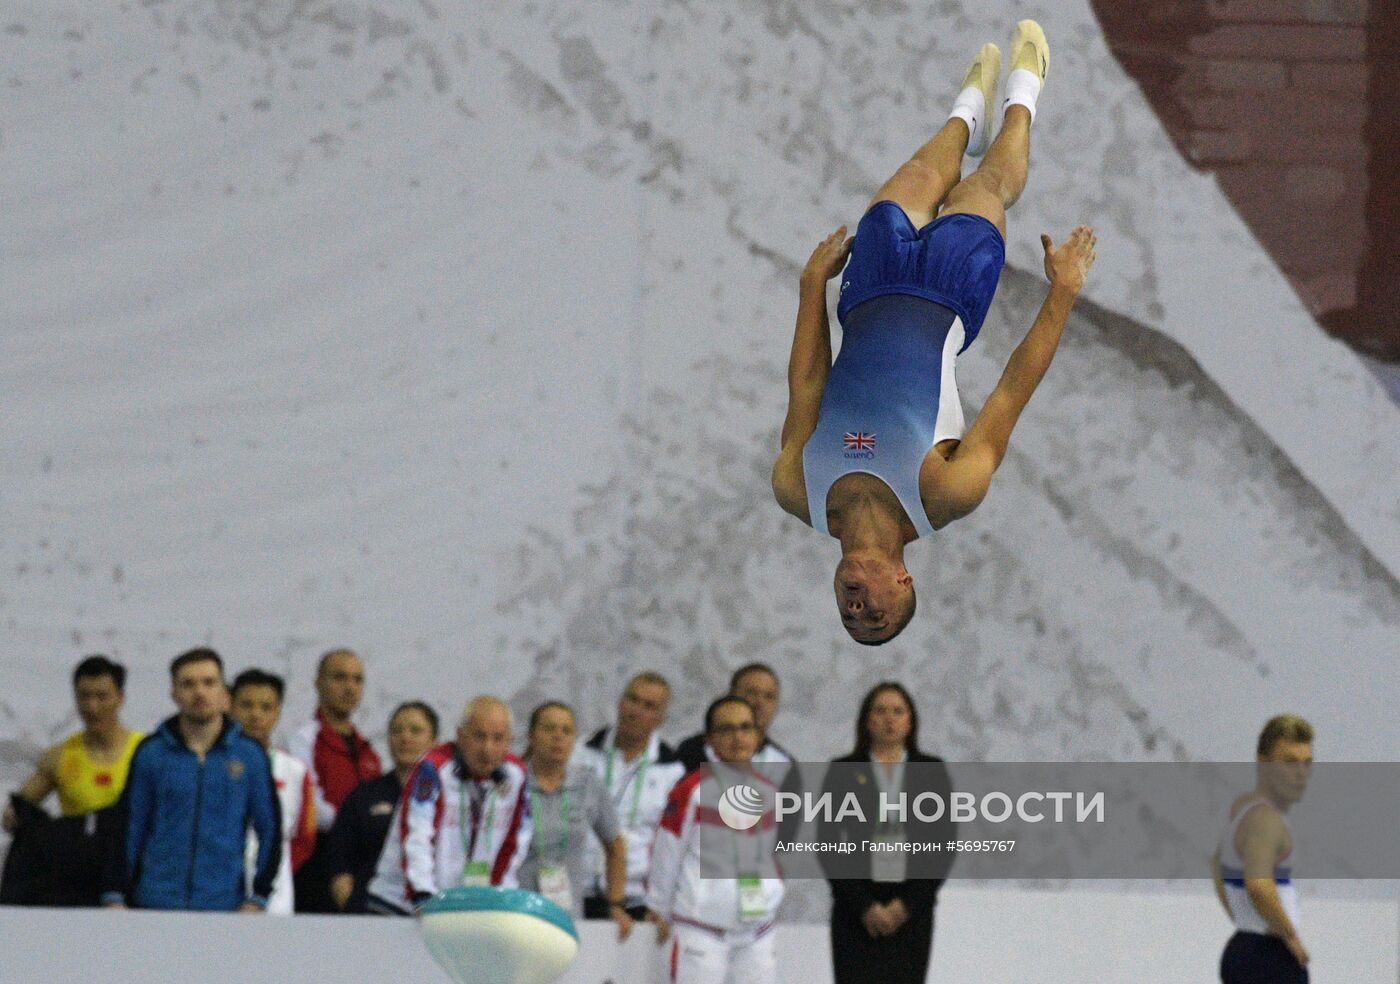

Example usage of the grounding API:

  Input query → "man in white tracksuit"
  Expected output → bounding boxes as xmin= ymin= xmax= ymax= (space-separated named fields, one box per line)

xmin=366 ymin=695 xmax=532 ymax=913
xmin=646 ymin=696 xmax=784 ymax=984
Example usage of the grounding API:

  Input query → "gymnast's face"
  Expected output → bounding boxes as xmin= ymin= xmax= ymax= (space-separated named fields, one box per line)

xmin=835 ymin=555 xmax=915 ymax=644
xmin=1258 ymin=739 xmax=1313 ymax=806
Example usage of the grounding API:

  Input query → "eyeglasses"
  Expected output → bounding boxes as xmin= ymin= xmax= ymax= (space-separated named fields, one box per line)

xmin=710 ymin=723 xmax=758 ymax=738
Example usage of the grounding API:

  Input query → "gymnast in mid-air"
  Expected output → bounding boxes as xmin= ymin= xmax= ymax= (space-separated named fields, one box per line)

xmin=773 ymin=20 xmax=1097 ymax=644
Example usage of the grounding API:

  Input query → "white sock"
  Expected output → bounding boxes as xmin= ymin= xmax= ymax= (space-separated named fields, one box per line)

xmin=1002 ymin=67 xmax=1041 ymax=123
xmin=948 ymin=85 xmax=988 ymax=150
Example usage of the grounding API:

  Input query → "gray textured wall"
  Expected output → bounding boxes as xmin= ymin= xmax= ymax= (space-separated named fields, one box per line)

xmin=3 ymin=0 xmax=1397 ymax=851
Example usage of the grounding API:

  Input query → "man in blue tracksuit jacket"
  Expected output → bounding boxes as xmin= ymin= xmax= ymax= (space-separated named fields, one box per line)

xmin=102 ymin=648 xmax=282 ymax=911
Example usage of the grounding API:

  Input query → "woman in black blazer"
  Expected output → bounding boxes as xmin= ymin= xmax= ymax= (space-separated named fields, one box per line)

xmin=821 ymin=682 xmax=953 ymax=984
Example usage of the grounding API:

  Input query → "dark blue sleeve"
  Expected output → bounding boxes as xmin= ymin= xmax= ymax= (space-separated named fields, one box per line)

xmin=245 ymin=746 xmax=283 ymax=908
xmin=101 ymin=738 xmax=158 ymax=905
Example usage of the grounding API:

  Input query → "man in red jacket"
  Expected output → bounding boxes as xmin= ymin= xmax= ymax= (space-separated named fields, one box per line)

xmin=288 ymin=648 xmax=383 ymax=912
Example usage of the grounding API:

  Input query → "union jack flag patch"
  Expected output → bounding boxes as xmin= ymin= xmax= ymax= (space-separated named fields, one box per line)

xmin=843 ymin=432 xmax=876 ymax=451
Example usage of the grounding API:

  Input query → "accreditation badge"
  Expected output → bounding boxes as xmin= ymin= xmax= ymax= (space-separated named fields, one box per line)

xmin=461 ymin=861 xmax=491 ymax=888
xmin=537 ymin=864 xmax=573 ymax=912
xmin=737 ymin=873 xmax=767 ymax=921
xmin=870 ymin=826 xmax=908 ymax=883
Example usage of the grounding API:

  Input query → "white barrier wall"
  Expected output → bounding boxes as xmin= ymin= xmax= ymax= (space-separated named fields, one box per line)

xmin=1 ymin=887 xmax=1395 ymax=984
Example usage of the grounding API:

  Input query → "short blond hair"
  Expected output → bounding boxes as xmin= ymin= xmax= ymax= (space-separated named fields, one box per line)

xmin=460 ymin=694 xmax=513 ymax=731
xmin=1257 ymin=714 xmax=1313 ymax=757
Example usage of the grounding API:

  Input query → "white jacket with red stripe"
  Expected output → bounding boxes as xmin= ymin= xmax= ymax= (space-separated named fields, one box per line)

xmin=245 ymin=748 xmax=317 ymax=915
xmin=645 ymin=765 xmax=784 ymax=934
xmin=366 ymin=743 xmax=532 ymax=911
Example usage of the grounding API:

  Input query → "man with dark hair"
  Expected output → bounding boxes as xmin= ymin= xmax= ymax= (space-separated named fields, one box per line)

xmin=675 ymin=664 xmax=794 ymax=772
xmin=74 ymin=655 xmax=128 ymax=691
xmin=1 ymin=655 xmax=142 ymax=906
xmin=231 ymin=667 xmax=284 ymax=701
xmin=230 ymin=668 xmax=316 ymax=915
xmin=576 ymin=671 xmax=686 ymax=921
xmin=4 ymin=655 xmax=142 ymax=835
xmin=287 ymin=647 xmax=382 ymax=912
xmin=168 ymin=646 xmax=223 ymax=679
xmin=103 ymin=648 xmax=282 ymax=911
xmin=1212 ymin=714 xmax=1315 ymax=984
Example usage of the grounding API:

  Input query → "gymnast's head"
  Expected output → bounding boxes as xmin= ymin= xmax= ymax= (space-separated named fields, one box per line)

xmin=834 ymin=550 xmax=916 ymax=645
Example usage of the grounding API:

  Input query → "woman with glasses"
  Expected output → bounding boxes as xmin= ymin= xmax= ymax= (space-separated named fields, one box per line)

xmin=821 ymin=682 xmax=953 ymax=984
xmin=519 ymin=701 xmax=633 ymax=938
xmin=646 ymin=696 xmax=785 ymax=984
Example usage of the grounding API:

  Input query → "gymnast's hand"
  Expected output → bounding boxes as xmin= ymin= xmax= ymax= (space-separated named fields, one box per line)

xmin=1041 ymin=225 xmax=1096 ymax=293
xmin=801 ymin=225 xmax=854 ymax=288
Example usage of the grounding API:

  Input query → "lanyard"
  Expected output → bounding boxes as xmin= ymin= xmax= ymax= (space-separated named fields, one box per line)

xmin=605 ymin=744 xmax=650 ymax=827
xmin=528 ymin=784 xmax=572 ymax=860
xmin=461 ymin=780 xmax=498 ymax=859
xmin=872 ymin=754 xmax=906 ymax=798
xmin=872 ymin=753 xmax=906 ymax=834
xmin=731 ymin=815 xmax=765 ymax=872
xmin=725 ymin=774 xmax=766 ymax=874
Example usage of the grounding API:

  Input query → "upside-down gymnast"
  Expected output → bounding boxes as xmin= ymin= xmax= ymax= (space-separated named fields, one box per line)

xmin=772 ymin=20 xmax=1097 ymax=644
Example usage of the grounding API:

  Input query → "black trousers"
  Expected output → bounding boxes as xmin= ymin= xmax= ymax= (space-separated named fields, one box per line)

xmin=581 ymin=894 xmax=650 ymax=922
xmin=292 ymin=842 xmax=336 ymax=914
xmin=830 ymin=900 xmax=935 ymax=984
xmin=1 ymin=798 xmax=115 ymax=907
xmin=1220 ymin=931 xmax=1309 ymax=984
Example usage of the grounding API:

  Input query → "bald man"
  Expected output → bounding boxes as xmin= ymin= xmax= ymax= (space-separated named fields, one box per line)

xmin=366 ymin=696 xmax=533 ymax=914
xmin=288 ymin=648 xmax=382 ymax=912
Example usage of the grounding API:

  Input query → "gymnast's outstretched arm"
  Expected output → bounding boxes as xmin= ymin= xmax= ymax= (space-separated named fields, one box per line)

xmin=780 ymin=227 xmax=852 ymax=450
xmin=772 ymin=227 xmax=853 ymax=522
xmin=926 ymin=226 xmax=1097 ymax=517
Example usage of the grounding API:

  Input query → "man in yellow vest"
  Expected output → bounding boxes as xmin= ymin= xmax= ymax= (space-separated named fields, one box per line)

xmin=3 ymin=655 xmax=143 ymax=831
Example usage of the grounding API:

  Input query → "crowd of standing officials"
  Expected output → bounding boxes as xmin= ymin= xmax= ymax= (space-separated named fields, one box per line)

xmin=2 ymin=649 xmax=949 ymax=984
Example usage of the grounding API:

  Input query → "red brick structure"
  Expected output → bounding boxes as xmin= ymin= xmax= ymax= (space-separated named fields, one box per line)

xmin=1092 ymin=0 xmax=1398 ymax=361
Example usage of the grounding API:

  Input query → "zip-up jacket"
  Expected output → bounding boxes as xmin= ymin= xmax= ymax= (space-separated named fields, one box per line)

xmin=575 ymin=726 xmax=685 ymax=903
xmin=244 ymin=748 xmax=317 ymax=915
xmin=102 ymin=715 xmax=281 ymax=911
xmin=366 ymin=743 xmax=531 ymax=912
xmin=675 ymin=732 xmax=804 ymax=843
xmin=645 ymin=764 xmax=784 ymax=934
xmin=287 ymin=708 xmax=382 ymax=831
xmin=674 ymin=732 xmax=794 ymax=772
